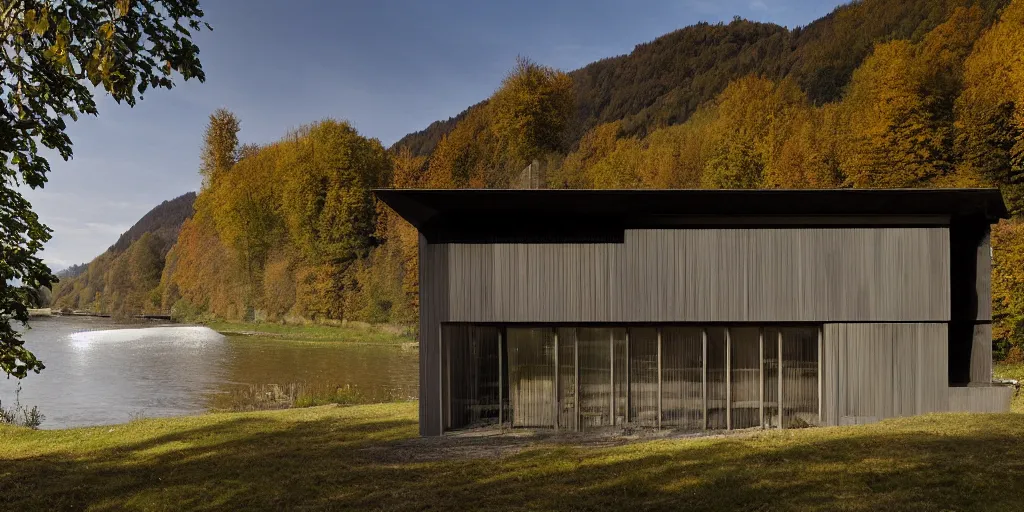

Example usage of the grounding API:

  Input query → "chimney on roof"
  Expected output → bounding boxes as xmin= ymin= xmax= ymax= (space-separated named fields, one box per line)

xmin=513 ymin=159 xmax=545 ymax=189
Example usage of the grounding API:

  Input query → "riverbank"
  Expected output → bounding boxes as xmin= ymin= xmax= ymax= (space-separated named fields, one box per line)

xmin=206 ymin=320 xmax=416 ymax=345
xmin=1 ymin=402 xmax=1022 ymax=511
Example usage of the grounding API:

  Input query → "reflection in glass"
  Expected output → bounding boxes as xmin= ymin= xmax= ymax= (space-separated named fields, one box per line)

xmin=730 ymin=327 xmax=761 ymax=429
xmin=443 ymin=324 xmax=820 ymax=433
xmin=443 ymin=325 xmax=501 ymax=430
xmin=782 ymin=327 xmax=819 ymax=427
xmin=628 ymin=328 xmax=659 ymax=427
xmin=506 ymin=328 xmax=555 ymax=427
xmin=661 ymin=327 xmax=703 ymax=428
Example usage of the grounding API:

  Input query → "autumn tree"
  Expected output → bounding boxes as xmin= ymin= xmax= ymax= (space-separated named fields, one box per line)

xmin=638 ymin=113 xmax=714 ymax=189
xmin=209 ymin=143 xmax=284 ymax=312
xmin=700 ymin=76 xmax=808 ymax=189
xmin=279 ymin=120 xmax=391 ymax=263
xmin=554 ymin=121 xmax=622 ymax=189
xmin=99 ymin=232 xmax=164 ymax=316
xmin=199 ymin=108 xmax=240 ymax=187
xmin=992 ymin=219 xmax=1024 ymax=356
xmin=424 ymin=106 xmax=492 ymax=188
xmin=489 ymin=56 xmax=575 ymax=174
xmin=162 ymin=211 xmax=245 ymax=321
xmin=839 ymin=25 xmax=985 ymax=189
xmin=260 ymin=251 xmax=296 ymax=320
xmin=955 ymin=0 xmax=1024 ymax=212
xmin=761 ymin=103 xmax=847 ymax=189
xmin=386 ymin=147 xmax=426 ymax=313
xmin=585 ymin=136 xmax=646 ymax=189
xmin=0 ymin=0 xmax=208 ymax=377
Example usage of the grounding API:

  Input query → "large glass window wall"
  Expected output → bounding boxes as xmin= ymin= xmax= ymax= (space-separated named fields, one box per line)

xmin=441 ymin=325 xmax=820 ymax=432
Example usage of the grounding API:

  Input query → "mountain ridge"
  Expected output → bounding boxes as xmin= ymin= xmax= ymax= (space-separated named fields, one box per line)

xmin=391 ymin=0 xmax=1009 ymax=157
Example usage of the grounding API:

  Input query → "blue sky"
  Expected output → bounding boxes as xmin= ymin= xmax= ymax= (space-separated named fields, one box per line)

xmin=26 ymin=0 xmax=846 ymax=269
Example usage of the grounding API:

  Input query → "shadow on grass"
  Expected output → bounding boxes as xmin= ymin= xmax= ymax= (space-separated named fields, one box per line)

xmin=2 ymin=409 xmax=1023 ymax=511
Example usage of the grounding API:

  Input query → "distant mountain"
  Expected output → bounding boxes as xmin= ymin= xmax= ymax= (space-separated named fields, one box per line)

xmin=391 ymin=104 xmax=478 ymax=157
xmin=55 ymin=263 xmax=88 ymax=280
xmin=109 ymin=192 xmax=196 ymax=256
xmin=51 ymin=192 xmax=197 ymax=315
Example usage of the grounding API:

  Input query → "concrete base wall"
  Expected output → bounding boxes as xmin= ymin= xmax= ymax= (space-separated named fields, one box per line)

xmin=948 ymin=386 xmax=1014 ymax=413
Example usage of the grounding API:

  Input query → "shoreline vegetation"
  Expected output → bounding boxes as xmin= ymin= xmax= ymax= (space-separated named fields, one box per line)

xmin=204 ymin=320 xmax=417 ymax=345
xmin=1 ymin=401 xmax=1022 ymax=510
xmin=202 ymin=321 xmax=419 ymax=410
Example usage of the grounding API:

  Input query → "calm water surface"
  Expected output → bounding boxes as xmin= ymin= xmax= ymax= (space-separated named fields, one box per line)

xmin=0 ymin=317 xmax=418 ymax=429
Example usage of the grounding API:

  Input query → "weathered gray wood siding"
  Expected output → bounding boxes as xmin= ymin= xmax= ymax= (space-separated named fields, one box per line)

xmin=971 ymin=323 xmax=993 ymax=383
xmin=821 ymin=323 xmax=949 ymax=426
xmin=442 ymin=228 xmax=950 ymax=323
xmin=976 ymin=228 xmax=992 ymax=321
xmin=419 ymin=235 xmax=448 ymax=436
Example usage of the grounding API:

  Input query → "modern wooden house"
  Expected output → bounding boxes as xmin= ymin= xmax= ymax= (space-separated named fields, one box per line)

xmin=374 ymin=188 xmax=1014 ymax=436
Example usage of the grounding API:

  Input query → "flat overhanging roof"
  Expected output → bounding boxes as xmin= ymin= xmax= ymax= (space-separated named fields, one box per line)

xmin=374 ymin=189 xmax=1009 ymax=234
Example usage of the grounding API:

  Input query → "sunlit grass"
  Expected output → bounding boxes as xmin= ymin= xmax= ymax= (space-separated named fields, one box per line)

xmin=994 ymin=362 xmax=1024 ymax=413
xmin=1 ymin=402 xmax=1022 ymax=511
xmin=205 ymin=321 xmax=415 ymax=344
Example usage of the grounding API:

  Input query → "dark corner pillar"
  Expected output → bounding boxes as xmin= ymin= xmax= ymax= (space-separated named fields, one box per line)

xmin=949 ymin=218 xmax=992 ymax=386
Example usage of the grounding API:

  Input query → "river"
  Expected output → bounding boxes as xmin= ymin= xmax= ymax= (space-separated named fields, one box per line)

xmin=0 ymin=316 xmax=419 ymax=429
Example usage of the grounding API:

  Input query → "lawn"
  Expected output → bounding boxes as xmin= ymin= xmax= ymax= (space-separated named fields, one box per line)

xmin=2 ymin=402 xmax=1023 ymax=511
xmin=205 ymin=320 xmax=415 ymax=344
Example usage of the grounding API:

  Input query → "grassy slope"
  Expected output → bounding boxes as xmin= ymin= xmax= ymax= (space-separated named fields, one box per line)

xmin=2 ymin=402 xmax=1023 ymax=511
xmin=205 ymin=321 xmax=414 ymax=344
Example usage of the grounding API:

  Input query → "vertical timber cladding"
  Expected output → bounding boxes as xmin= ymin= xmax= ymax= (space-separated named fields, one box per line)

xmin=821 ymin=323 xmax=948 ymax=426
xmin=419 ymin=235 xmax=449 ymax=436
xmin=429 ymin=226 xmax=953 ymax=433
xmin=444 ymin=227 xmax=951 ymax=323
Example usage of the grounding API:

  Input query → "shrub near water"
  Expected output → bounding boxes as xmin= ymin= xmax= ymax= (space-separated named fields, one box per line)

xmin=293 ymin=384 xmax=369 ymax=408
xmin=0 ymin=384 xmax=44 ymax=429
xmin=218 ymin=382 xmax=411 ymax=412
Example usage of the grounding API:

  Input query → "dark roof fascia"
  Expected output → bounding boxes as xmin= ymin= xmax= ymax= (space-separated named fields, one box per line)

xmin=373 ymin=189 xmax=1008 ymax=238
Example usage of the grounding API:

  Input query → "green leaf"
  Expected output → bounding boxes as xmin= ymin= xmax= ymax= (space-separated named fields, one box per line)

xmin=24 ymin=9 xmax=36 ymax=30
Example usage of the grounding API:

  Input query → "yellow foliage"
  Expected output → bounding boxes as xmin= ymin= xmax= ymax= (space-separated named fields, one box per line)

xmin=992 ymin=219 xmax=1024 ymax=351
xmin=424 ymin=107 xmax=492 ymax=188
xmin=956 ymin=0 xmax=1024 ymax=212
xmin=162 ymin=212 xmax=246 ymax=320
xmin=261 ymin=252 xmax=296 ymax=321
xmin=699 ymin=76 xmax=808 ymax=189
xmin=841 ymin=40 xmax=950 ymax=188
xmin=162 ymin=118 xmax=394 ymax=323
xmin=553 ymin=121 xmax=623 ymax=188
xmin=489 ymin=56 xmax=575 ymax=167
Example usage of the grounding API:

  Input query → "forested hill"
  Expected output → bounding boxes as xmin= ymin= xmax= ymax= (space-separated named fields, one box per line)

xmin=109 ymin=192 xmax=196 ymax=255
xmin=51 ymin=192 xmax=196 ymax=314
xmin=392 ymin=0 xmax=1010 ymax=156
